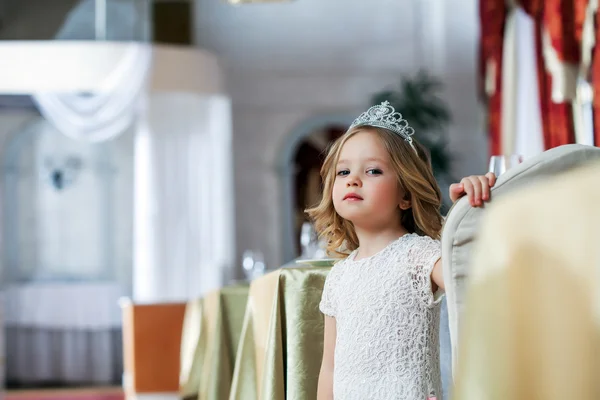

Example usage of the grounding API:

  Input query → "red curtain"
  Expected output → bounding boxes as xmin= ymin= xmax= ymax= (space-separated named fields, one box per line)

xmin=593 ymin=6 xmax=600 ymax=145
xmin=479 ymin=0 xmax=585 ymax=155
xmin=479 ymin=0 xmax=507 ymax=156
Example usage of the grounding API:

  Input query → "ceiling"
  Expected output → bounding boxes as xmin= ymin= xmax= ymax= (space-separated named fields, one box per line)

xmin=194 ymin=0 xmax=419 ymax=73
xmin=0 ymin=0 xmax=421 ymax=75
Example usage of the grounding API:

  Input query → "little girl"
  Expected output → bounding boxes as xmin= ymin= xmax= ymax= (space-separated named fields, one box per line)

xmin=307 ymin=101 xmax=495 ymax=400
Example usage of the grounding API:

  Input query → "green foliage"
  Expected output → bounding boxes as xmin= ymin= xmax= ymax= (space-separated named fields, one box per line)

xmin=371 ymin=70 xmax=453 ymax=179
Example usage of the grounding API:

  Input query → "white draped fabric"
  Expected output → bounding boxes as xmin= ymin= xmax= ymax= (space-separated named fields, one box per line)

xmin=502 ymin=5 xmax=594 ymax=154
xmin=4 ymin=282 xmax=123 ymax=384
xmin=32 ymin=43 xmax=151 ymax=143
xmin=501 ymin=6 xmax=545 ymax=159
xmin=574 ymin=82 xmax=595 ymax=146
xmin=133 ymin=94 xmax=235 ymax=303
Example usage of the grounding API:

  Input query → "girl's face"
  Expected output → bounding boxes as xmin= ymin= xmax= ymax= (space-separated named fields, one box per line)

xmin=332 ymin=131 xmax=410 ymax=230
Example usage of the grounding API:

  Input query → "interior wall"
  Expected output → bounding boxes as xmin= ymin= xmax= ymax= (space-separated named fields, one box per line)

xmin=194 ymin=0 xmax=487 ymax=269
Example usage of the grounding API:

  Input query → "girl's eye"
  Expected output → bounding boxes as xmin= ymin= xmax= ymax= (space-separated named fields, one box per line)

xmin=367 ymin=169 xmax=382 ymax=175
xmin=336 ymin=170 xmax=350 ymax=176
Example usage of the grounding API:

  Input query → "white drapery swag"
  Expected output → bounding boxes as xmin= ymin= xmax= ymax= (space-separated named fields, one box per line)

xmin=32 ymin=43 xmax=152 ymax=143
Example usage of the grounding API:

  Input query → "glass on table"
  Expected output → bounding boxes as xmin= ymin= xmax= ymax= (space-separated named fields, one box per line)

xmin=300 ymin=221 xmax=320 ymax=258
xmin=242 ymin=249 xmax=266 ymax=281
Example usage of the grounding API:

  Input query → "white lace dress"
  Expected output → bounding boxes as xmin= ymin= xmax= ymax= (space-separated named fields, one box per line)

xmin=320 ymin=233 xmax=443 ymax=400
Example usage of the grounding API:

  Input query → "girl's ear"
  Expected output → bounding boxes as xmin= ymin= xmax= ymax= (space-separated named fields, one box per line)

xmin=399 ymin=189 xmax=411 ymax=210
xmin=399 ymin=198 xmax=411 ymax=210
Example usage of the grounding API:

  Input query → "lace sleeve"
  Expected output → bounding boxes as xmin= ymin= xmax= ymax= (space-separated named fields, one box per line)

xmin=319 ymin=265 xmax=340 ymax=317
xmin=408 ymin=235 xmax=443 ymax=308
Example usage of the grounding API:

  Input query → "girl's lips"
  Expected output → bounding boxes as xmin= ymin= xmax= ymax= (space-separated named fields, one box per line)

xmin=343 ymin=194 xmax=363 ymax=201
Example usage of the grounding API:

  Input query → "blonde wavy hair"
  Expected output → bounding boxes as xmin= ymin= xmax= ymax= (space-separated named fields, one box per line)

xmin=306 ymin=126 xmax=443 ymax=258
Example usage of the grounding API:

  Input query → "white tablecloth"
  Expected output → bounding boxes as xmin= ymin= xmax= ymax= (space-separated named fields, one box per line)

xmin=4 ymin=282 xmax=122 ymax=329
xmin=4 ymin=282 xmax=123 ymax=384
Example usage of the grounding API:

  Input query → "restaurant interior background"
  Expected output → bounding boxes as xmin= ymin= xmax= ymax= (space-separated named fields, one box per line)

xmin=0 ymin=0 xmax=505 ymax=398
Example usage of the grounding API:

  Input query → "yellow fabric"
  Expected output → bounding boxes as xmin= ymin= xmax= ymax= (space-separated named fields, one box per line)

xmin=180 ymin=298 xmax=204 ymax=398
xmin=179 ymin=285 xmax=249 ymax=400
xmin=452 ymin=163 xmax=600 ymax=400
xmin=229 ymin=267 xmax=330 ymax=400
xmin=229 ymin=300 xmax=258 ymax=400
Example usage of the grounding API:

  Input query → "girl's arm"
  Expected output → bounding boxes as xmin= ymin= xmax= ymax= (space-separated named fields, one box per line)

xmin=431 ymin=258 xmax=444 ymax=291
xmin=317 ymin=316 xmax=337 ymax=400
xmin=434 ymin=173 xmax=497 ymax=290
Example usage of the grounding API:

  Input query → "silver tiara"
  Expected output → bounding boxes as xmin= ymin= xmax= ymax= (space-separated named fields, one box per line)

xmin=349 ymin=101 xmax=416 ymax=146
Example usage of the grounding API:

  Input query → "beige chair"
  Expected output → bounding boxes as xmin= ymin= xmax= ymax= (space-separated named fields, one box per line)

xmin=452 ymin=161 xmax=600 ymax=399
xmin=441 ymin=144 xmax=600 ymax=377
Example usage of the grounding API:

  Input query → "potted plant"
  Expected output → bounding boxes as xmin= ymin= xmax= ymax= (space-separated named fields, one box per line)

xmin=371 ymin=70 xmax=454 ymax=210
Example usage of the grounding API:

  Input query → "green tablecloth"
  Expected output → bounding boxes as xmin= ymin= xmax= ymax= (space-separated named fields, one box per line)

xmin=229 ymin=267 xmax=330 ymax=400
xmin=179 ymin=285 xmax=249 ymax=400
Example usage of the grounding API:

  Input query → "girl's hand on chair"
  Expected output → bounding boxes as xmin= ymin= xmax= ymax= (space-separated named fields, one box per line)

xmin=449 ymin=172 xmax=497 ymax=207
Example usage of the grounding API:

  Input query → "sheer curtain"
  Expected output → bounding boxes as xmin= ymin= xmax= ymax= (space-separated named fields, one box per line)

xmin=133 ymin=94 xmax=235 ymax=303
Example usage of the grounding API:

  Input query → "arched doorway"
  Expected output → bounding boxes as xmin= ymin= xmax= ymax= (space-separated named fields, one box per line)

xmin=1 ymin=117 xmax=131 ymax=387
xmin=291 ymin=126 xmax=345 ymax=255
xmin=277 ymin=114 xmax=354 ymax=263
xmin=2 ymin=117 xmax=123 ymax=284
